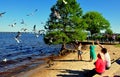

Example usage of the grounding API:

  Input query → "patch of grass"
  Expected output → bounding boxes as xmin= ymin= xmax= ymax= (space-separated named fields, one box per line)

xmin=115 ymin=44 xmax=120 ymax=47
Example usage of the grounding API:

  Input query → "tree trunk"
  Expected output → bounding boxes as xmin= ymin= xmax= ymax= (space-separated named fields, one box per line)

xmin=60 ymin=43 xmax=66 ymax=51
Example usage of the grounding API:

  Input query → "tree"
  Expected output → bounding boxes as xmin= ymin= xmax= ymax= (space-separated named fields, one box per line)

xmin=105 ymin=28 xmax=113 ymax=35
xmin=82 ymin=11 xmax=110 ymax=35
xmin=44 ymin=0 xmax=87 ymax=51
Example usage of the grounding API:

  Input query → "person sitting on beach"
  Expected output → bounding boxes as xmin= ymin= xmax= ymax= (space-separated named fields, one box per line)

xmin=77 ymin=43 xmax=83 ymax=60
xmin=89 ymin=41 xmax=97 ymax=62
xmin=86 ymin=53 xmax=106 ymax=77
xmin=97 ymin=41 xmax=111 ymax=69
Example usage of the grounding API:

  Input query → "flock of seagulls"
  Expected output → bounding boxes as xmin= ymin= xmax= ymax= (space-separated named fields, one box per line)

xmin=1 ymin=0 xmax=68 ymax=63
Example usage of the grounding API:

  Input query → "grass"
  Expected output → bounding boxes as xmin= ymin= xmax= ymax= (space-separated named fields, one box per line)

xmin=115 ymin=44 xmax=120 ymax=47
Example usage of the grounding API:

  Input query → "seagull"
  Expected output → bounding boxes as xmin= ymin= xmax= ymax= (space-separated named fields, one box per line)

xmin=3 ymin=58 xmax=7 ymax=62
xmin=20 ymin=19 xmax=25 ymax=24
xmin=63 ymin=0 xmax=67 ymax=4
xmin=33 ymin=25 xmax=36 ymax=32
xmin=34 ymin=9 xmax=38 ymax=12
xmin=0 ymin=12 xmax=6 ymax=17
xmin=38 ymin=30 xmax=45 ymax=35
xmin=16 ymin=31 xmax=21 ymax=38
xmin=27 ymin=13 xmax=34 ymax=16
xmin=15 ymin=31 xmax=21 ymax=43
xmin=54 ymin=11 xmax=61 ymax=19
xmin=9 ymin=23 xmax=17 ymax=27
xmin=21 ymin=28 xmax=27 ymax=32
xmin=27 ymin=9 xmax=38 ymax=16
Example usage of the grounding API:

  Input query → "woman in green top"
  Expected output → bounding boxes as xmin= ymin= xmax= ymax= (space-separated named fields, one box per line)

xmin=89 ymin=41 xmax=97 ymax=62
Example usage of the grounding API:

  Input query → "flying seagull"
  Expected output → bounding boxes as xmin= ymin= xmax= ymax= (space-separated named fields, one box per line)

xmin=33 ymin=25 xmax=36 ymax=32
xmin=21 ymin=28 xmax=27 ymax=32
xmin=20 ymin=19 xmax=25 ymax=24
xmin=8 ymin=23 xmax=17 ymax=27
xmin=15 ymin=31 xmax=21 ymax=43
xmin=54 ymin=11 xmax=61 ymax=19
xmin=63 ymin=0 xmax=67 ymax=4
xmin=38 ymin=30 xmax=45 ymax=35
xmin=0 ymin=12 xmax=6 ymax=17
xmin=27 ymin=9 xmax=38 ymax=16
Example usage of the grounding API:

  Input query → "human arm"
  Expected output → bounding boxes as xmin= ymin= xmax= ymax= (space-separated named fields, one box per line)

xmin=96 ymin=40 xmax=104 ymax=48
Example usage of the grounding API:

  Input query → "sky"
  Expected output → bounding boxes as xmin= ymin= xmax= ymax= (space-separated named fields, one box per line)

xmin=0 ymin=0 xmax=120 ymax=33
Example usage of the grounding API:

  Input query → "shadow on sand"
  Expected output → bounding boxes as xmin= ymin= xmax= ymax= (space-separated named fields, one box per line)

xmin=53 ymin=59 xmax=90 ymax=62
xmin=116 ymin=58 xmax=120 ymax=65
xmin=49 ymin=69 xmax=90 ymax=77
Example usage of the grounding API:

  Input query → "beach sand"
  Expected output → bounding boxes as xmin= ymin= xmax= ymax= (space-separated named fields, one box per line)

xmin=14 ymin=45 xmax=120 ymax=77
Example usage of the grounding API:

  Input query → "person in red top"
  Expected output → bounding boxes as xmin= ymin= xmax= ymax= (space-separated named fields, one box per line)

xmin=95 ymin=53 xmax=106 ymax=73
xmin=86 ymin=53 xmax=106 ymax=77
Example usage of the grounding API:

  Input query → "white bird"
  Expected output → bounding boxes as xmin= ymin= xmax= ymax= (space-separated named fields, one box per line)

xmin=63 ymin=0 xmax=67 ymax=4
xmin=3 ymin=58 xmax=7 ymax=62
xmin=54 ymin=11 xmax=61 ymax=19
xmin=15 ymin=31 xmax=21 ymax=43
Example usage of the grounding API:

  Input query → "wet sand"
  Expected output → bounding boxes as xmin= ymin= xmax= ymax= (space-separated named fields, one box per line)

xmin=14 ymin=45 xmax=120 ymax=77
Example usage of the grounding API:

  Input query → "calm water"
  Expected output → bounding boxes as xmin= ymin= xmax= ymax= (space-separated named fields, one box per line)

xmin=0 ymin=32 xmax=61 ymax=72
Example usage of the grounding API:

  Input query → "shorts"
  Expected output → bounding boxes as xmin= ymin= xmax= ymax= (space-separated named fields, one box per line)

xmin=78 ymin=50 xmax=83 ymax=55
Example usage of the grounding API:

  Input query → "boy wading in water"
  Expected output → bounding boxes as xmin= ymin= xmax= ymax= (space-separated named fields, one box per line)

xmin=77 ymin=43 xmax=83 ymax=60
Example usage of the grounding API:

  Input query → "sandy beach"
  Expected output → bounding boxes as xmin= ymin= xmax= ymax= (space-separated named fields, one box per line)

xmin=13 ymin=44 xmax=120 ymax=77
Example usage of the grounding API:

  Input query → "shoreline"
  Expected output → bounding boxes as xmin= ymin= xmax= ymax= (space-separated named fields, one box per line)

xmin=0 ymin=53 xmax=66 ymax=77
xmin=14 ymin=45 xmax=120 ymax=77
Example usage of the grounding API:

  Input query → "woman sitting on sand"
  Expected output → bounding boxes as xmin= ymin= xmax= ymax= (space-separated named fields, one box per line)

xmin=89 ymin=41 xmax=97 ymax=62
xmin=86 ymin=53 xmax=106 ymax=77
xmin=97 ymin=41 xmax=111 ymax=69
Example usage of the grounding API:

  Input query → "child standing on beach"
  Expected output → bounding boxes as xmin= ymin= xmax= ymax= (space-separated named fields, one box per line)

xmin=89 ymin=41 xmax=97 ymax=62
xmin=77 ymin=43 xmax=83 ymax=60
xmin=97 ymin=41 xmax=111 ymax=69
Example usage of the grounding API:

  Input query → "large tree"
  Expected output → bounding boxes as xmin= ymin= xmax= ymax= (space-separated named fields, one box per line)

xmin=105 ymin=28 xmax=113 ymax=35
xmin=82 ymin=11 xmax=110 ymax=35
xmin=44 ymin=0 xmax=87 ymax=50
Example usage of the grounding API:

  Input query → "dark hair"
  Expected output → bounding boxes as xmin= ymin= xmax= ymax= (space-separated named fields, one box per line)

xmin=101 ymin=48 xmax=107 ymax=54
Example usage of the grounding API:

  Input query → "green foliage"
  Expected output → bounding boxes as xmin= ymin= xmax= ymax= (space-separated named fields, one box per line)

xmin=105 ymin=28 xmax=113 ymax=35
xmin=117 ymin=35 xmax=120 ymax=41
xmin=82 ymin=11 xmax=110 ymax=35
xmin=115 ymin=44 xmax=120 ymax=48
xmin=44 ymin=0 xmax=87 ymax=45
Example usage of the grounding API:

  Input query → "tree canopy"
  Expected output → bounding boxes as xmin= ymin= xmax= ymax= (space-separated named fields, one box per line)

xmin=82 ymin=11 xmax=110 ymax=35
xmin=44 ymin=0 xmax=87 ymax=45
xmin=105 ymin=28 xmax=113 ymax=35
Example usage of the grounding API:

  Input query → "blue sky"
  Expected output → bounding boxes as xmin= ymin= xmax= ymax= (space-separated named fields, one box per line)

xmin=0 ymin=0 xmax=120 ymax=33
